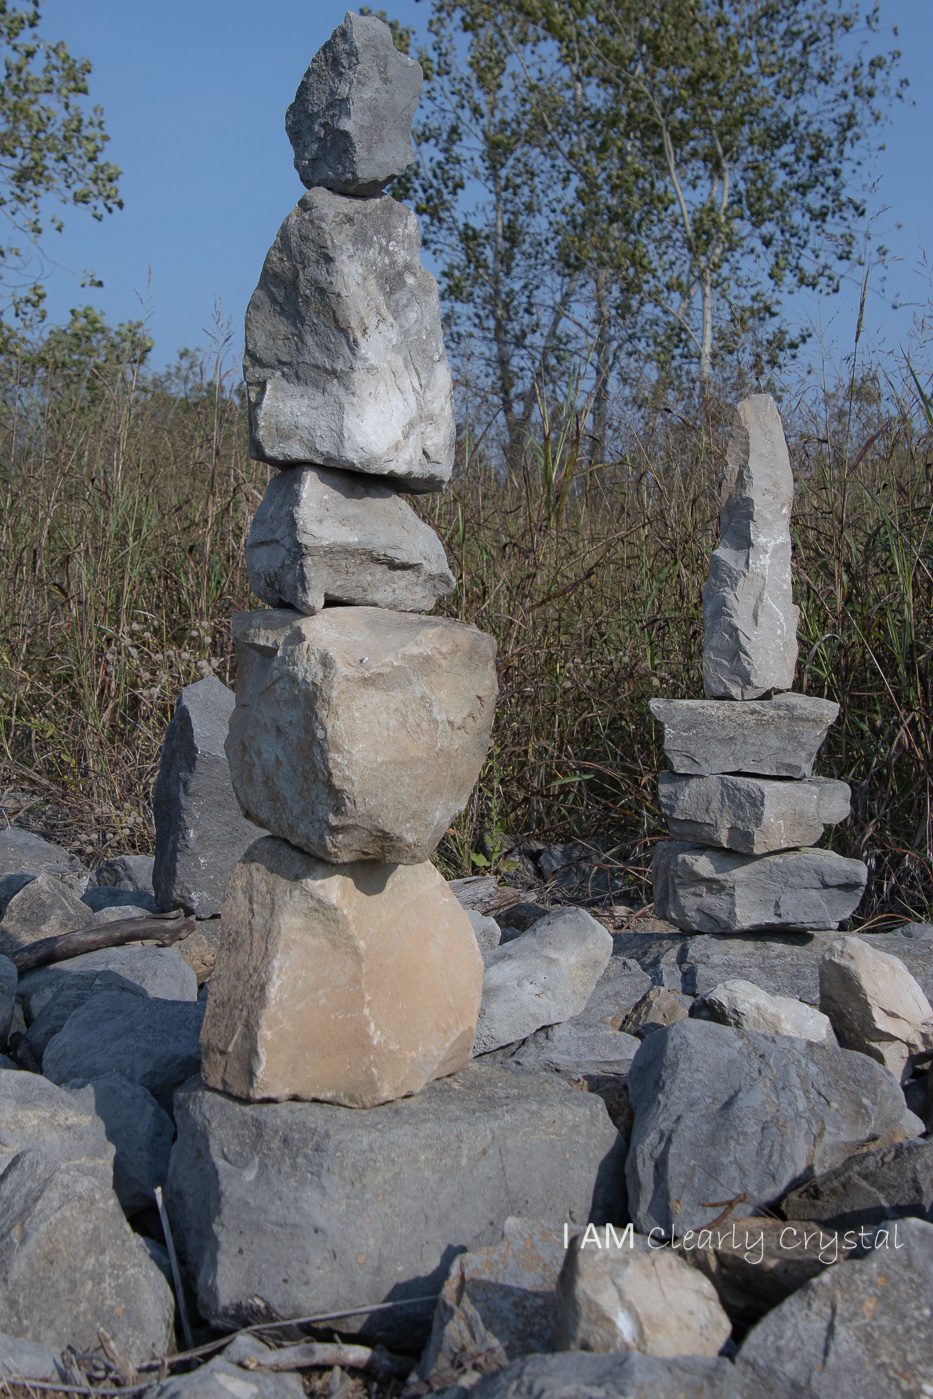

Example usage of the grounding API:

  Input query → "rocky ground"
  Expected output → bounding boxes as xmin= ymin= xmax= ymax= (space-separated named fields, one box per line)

xmin=0 ymin=824 xmax=931 ymax=1398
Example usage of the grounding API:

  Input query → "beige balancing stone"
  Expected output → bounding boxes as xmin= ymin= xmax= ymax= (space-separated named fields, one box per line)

xmin=200 ymin=837 xmax=484 ymax=1106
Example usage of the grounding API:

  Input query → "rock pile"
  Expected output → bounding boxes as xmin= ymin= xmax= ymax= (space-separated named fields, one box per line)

xmin=197 ymin=11 xmax=497 ymax=1108
xmin=650 ymin=394 xmax=868 ymax=934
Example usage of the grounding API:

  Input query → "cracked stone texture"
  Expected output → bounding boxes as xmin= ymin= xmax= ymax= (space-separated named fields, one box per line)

xmin=246 ymin=464 xmax=454 ymax=615
xmin=226 ymin=608 xmax=497 ymax=864
xmin=780 ymin=1137 xmax=933 ymax=1229
xmin=702 ymin=395 xmax=799 ymax=699
xmin=819 ymin=934 xmax=933 ymax=1083
xmin=0 ymin=829 xmax=87 ymax=915
xmin=650 ymin=693 xmax=838 ymax=778
xmin=244 ymin=190 xmax=454 ymax=489
xmin=658 ymin=772 xmax=850 ymax=854
xmin=692 ymin=979 xmax=835 ymax=1044
xmin=286 ymin=12 xmax=421 ymax=196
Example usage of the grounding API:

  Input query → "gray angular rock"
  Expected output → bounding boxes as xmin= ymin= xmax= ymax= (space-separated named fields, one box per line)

xmin=739 ymin=1218 xmax=933 ymax=1397
xmin=819 ymin=934 xmax=933 ymax=1083
xmin=617 ymin=985 xmax=691 ymax=1039
xmin=0 ymin=1148 xmax=174 ymax=1361
xmin=72 ymin=1074 xmax=174 ymax=1216
xmin=578 ymin=954 xmax=653 ymax=1026
xmin=24 ymin=969 xmax=149 ymax=1060
xmin=19 ymin=945 xmax=198 ymax=1019
xmin=83 ymin=885 xmax=160 ymax=914
xmin=649 ymin=693 xmax=838 ymax=778
xmin=42 ymin=987 xmax=204 ymax=1112
xmin=692 ymin=979 xmax=835 ymax=1043
xmin=658 ymin=772 xmax=850 ymax=854
xmin=246 ymin=464 xmax=454 ymax=615
xmin=93 ymin=853 xmax=156 ymax=894
xmin=506 ymin=1021 xmax=640 ymax=1078
xmin=474 ymin=908 xmax=613 ymax=1055
xmin=0 ymin=828 xmax=88 ymax=914
xmin=0 ymin=1069 xmax=112 ymax=1172
xmin=653 ymin=841 xmax=867 ymax=933
xmin=244 ymin=189 xmax=454 ymax=488
xmin=0 ymin=955 xmax=15 ymax=1046
xmin=781 ymin=1136 xmax=933 ymax=1229
xmin=702 ymin=395 xmax=799 ymax=700
xmin=0 ymin=874 xmax=94 ymax=955
xmin=227 ymin=608 xmax=497 ymax=864
xmin=468 ymin=907 xmax=502 ymax=957
xmin=455 ymin=1352 xmax=761 ymax=1399
xmin=150 ymin=1354 xmax=304 ymax=1399
xmin=626 ymin=1019 xmax=919 ymax=1238
xmin=166 ymin=1063 xmax=625 ymax=1347
xmin=153 ymin=675 xmax=263 ymax=916
xmin=286 ymin=11 xmax=421 ymax=196
xmin=0 ymin=1331 xmax=69 ymax=1383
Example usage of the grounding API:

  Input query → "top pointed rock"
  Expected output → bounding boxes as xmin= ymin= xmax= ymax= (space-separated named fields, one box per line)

xmin=286 ymin=12 xmax=422 ymax=197
xmin=702 ymin=394 xmax=800 ymax=700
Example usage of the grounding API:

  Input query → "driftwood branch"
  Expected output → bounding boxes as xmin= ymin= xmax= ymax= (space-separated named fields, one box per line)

xmin=240 ymin=1342 xmax=409 ymax=1381
xmin=9 ymin=909 xmax=195 ymax=973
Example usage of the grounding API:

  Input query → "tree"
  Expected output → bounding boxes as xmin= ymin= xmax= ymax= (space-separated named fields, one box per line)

xmin=0 ymin=2 xmax=121 ymax=331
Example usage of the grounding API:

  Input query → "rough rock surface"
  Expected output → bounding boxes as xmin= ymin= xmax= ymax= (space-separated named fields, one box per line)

xmin=201 ymin=838 xmax=483 ymax=1106
xmin=151 ymin=1349 xmax=304 ymax=1399
xmin=468 ymin=908 xmax=502 ymax=957
xmin=0 ymin=874 xmax=93 ymax=954
xmin=153 ymin=675 xmax=263 ymax=916
xmin=246 ymin=465 xmax=454 ymax=615
xmin=693 ymin=979 xmax=835 ymax=1043
xmin=578 ymin=955 xmax=653 ymax=1027
xmin=244 ymin=190 xmax=454 ymax=487
xmin=286 ymin=12 xmax=421 ymax=195
xmin=227 ymin=608 xmax=497 ymax=864
xmin=653 ymin=841 xmax=867 ymax=933
xmin=0 ymin=955 xmax=15 ymax=1045
xmin=506 ymin=1021 xmax=640 ymax=1078
xmin=72 ymin=1074 xmax=174 ymax=1216
xmin=474 ymin=908 xmax=613 ymax=1055
xmin=166 ymin=1064 xmax=624 ymax=1346
xmin=0 ymin=829 xmax=87 ymax=914
xmin=19 ymin=945 xmax=197 ymax=1019
xmin=781 ymin=1136 xmax=933 ymax=1228
xmin=0 ymin=1070 xmax=112 ymax=1172
xmin=617 ymin=985 xmax=690 ymax=1038
xmin=658 ymin=772 xmax=849 ymax=854
xmin=819 ymin=934 xmax=933 ymax=1083
xmin=93 ymin=853 xmax=156 ymax=894
xmin=702 ymin=394 xmax=799 ymax=700
xmin=626 ymin=1019 xmax=919 ymax=1237
xmin=0 ymin=1332 xmax=68 ymax=1384
xmin=649 ymin=693 xmax=838 ymax=778
xmin=24 ymin=969 xmax=149 ymax=1060
xmin=456 ymin=1352 xmax=760 ymax=1399
xmin=739 ymin=1218 xmax=933 ymax=1397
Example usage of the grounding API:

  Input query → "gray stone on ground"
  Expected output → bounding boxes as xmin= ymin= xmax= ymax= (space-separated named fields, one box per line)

xmin=153 ymin=675 xmax=263 ymax=916
xmin=617 ymin=985 xmax=690 ymax=1039
xmin=819 ymin=934 xmax=933 ymax=1083
xmin=166 ymin=1063 xmax=625 ymax=1348
xmin=24 ymin=969 xmax=148 ymax=1060
xmin=453 ymin=1352 xmax=762 ymax=1399
xmin=93 ymin=853 xmax=156 ymax=893
xmin=0 ymin=1148 xmax=174 ymax=1361
xmin=781 ymin=1136 xmax=933 ymax=1229
xmin=246 ymin=464 xmax=454 ymax=615
xmin=82 ymin=884 xmax=160 ymax=914
xmin=0 ymin=1069 xmax=112 ymax=1172
xmin=0 ymin=874 xmax=94 ymax=955
xmin=653 ymin=840 xmax=867 ymax=934
xmin=244 ymin=189 xmax=454 ymax=488
xmin=0 ymin=954 xmax=15 ymax=1045
xmin=286 ymin=11 xmax=421 ymax=196
xmin=149 ymin=1352 xmax=304 ymax=1399
xmin=71 ymin=1074 xmax=174 ymax=1216
xmin=227 ymin=608 xmax=497 ymax=864
xmin=0 ymin=828 xmax=88 ymax=914
xmin=474 ymin=908 xmax=613 ymax=1055
xmin=468 ymin=907 xmax=502 ymax=957
xmin=650 ymin=693 xmax=838 ymax=778
xmin=702 ymin=394 xmax=799 ymax=700
xmin=739 ymin=1218 xmax=933 ymax=1397
xmin=18 ymin=945 xmax=198 ymax=1019
xmin=626 ymin=1019 xmax=920 ymax=1238
xmin=692 ymin=979 xmax=835 ymax=1043
xmin=506 ymin=1021 xmax=640 ymax=1078
xmin=0 ymin=1332 xmax=69 ymax=1384
xmin=658 ymin=772 xmax=850 ymax=854
xmin=577 ymin=954 xmax=653 ymax=1026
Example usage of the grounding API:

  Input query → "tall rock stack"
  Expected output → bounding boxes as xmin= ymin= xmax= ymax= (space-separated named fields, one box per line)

xmin=650 ymin=395 xmax=868 ymax=935
xmin=199 ymin=13 xmax=498 ymax=1108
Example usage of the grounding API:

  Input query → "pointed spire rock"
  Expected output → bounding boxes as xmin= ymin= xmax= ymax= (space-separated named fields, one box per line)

xmin=286 ymin=11 xmax=422 ymax=197
xmin=702 ymin=394 xmax=800 ymax=700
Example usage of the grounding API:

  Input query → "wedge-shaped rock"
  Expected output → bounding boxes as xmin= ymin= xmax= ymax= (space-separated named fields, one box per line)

xmin=153 ymin=676 xmax=263 ymax=915
xmin=693 ymin=979 xmax=835 ymax=1044
xmin=245 ymin=190 xmax=454 ymax=488
xmin=653 ymin=841 xmax=867 ymax=934
xmin=819 ymin=935 xmax=933 ymax=1083
xmin=658 ymin=772 xmax=850 ymax=854
xmin=246 ymin=464 xmax=454 ymax=615
xmin=227 ymin=608 xmax=497 ymax=864
xmin=781 ymin=1136 xmax=933 ymax=1229
xmin=650 ymin=693 xmax=837 ymax=777
xmin=0 ymin=1070 xmax=112 ymax=1174
xmin=0 ymin=829 xmax=87 ymax=914
xmin=0 ymin=874 xmax=93 ymax=956
xmin=703 ymin=395 xmax=799 ymax=699
xmin=286 ymin=12 xmax=421 ymax=195
xmin=200 ymin=837 xmax=483 ymax=1106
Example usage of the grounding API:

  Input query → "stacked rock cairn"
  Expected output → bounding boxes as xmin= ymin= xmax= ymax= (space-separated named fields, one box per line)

xmin=199 ymin=13 xmax=498 ymax=1108
xmin=650 ymin=394 xmax=868 ymax=935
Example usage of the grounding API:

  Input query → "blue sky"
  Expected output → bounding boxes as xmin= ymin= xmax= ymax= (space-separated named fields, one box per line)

xmin=32 ymin=1 xmax=933 ymax=372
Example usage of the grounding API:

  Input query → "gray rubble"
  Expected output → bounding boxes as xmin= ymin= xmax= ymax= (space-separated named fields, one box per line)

xmin=649 ymin=693 xmax=838 ymax=778
xmin=692 ymin=978 xmax=835 ymax=1043
xmin=781 ymin=1135 xmax=933 ymax=1229
xmin=0 ymin=874 xmax=93 ymax=955
xmin=19 ymin=945 xmax=198 ymax=1019
xmin=819 ymin=934 xmax=933 ymax=1083
xmin=0 ymin=828 xmax=88 ymax=914
xmin=658 ymin=771 xmax=850 ymax=853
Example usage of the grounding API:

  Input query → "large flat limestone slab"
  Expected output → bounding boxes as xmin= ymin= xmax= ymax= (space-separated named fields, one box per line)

xmin=650 ymin=693 xmax=838 ymax=778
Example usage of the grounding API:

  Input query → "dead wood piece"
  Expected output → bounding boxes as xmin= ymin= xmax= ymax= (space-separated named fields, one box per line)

xmin=447 ymin=876 xmax=522 ymax=917
xmin=10 ymin=910 xmax=194 ymax=973
xmin=240 ymin=1342 xmax=409 ymax=1382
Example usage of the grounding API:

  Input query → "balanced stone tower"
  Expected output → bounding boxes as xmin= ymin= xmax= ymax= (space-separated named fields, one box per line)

xmin=199 ymin=13 xmax=498 ymax=1107
xmin=650 ymin=394 xmax=868 ymax=934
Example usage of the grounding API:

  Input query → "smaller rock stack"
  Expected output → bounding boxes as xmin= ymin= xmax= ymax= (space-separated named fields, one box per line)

xmin=650 ymin=394 xmax=868 ymax=935
xmin=199 ymin=13 xmax=498 ymax=1107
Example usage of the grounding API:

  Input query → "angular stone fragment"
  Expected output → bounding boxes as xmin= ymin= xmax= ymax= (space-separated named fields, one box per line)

xmin=650 ymin=693 xmax=838 ymax=778
xmin=617 ymin=985 xmax=690 ymax=1039
xmin=0 ymin=828 xmax=88 ymax=914
xmin=0 ymin=955 xmax=15 ymax=1046
xmin=166 ymin=1064 xmax=625 ymax=1347
xmin=626 ymin=1020 xmax=919 ymax=1237
xmin=781 ymin=1137 xmax=933 ymax=1229
xmin=653 ymin=841 xmax=867 ymax=934
xmin=460 ymin=1351 xmax=757 ymax=1399
xmin=819 ymin=935 xmax=933 ymax=1083
xmin=72 ymin=1075 xmax=174 ymax=1216
xmin=227 ymin=608 xmax=497 ymax=864
xmin=658 ymin=772 xmax=850 ymax=854
xmin=0 ymin=874 xmax=93 ymax=955
xmin=703 ymin=395 xmax=799 ymax=700
xmin=246 ymin=465 xmax=454 ymax=615
xmin=153 ymin=676 xmax=263 ymax=916
xmin=577 ymin=955 xmax=653 ymax=1027
xmin=474 ymin=908 xmax=613 ymax=1056
xmin=93 ymin=854 xmax=156 ymax=895
xmin=24 ymin=969 xmax=148 ymax=1060
xmin=19 ymin=945 xmax=198 ymax=1020
xmin=152 ymin=1349 xmax=304 ymax=1399
xmin=200 ymin=837 xmax=482 ymax=1106
xmin=693 ymin=979 xmax=835 ymax=1043
xmin=286 ymin=12 xmax=421 ymax=196
xmin=244 ymin=190 xmax=454 ymax=487
xmin=0 ymin=1070 xmax=112 ymax=1173
xmin=468 ymin=907 xmax=502 ymax=957
xmin=507 ymin=1021 xmax=640 ymax=1079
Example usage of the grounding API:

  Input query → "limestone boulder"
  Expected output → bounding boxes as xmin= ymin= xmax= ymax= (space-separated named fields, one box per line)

xmin=244 ymin=190 xmax=454 ymax=488
xmin=693 ymin=979 xmax=835 ymax=1043
xmin=658 ymin=772 xmax=850 ymax=854
xmin=0 ymin=875 xmax=93 ymax=956
xmin=226 ymin=608 xmax=497 ymax=864
xmin=0 ymin=829 xmax=87 ymax=914
xmin=246 ymin=464 xmax=454 ymax=615
xmin=649 ymin=693 xmax=838 ymax=778
xmin=200 ymin=837 xmax=483 ymax=1107
xmin=819 ymin=934 xmax=933 ymax=1083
